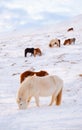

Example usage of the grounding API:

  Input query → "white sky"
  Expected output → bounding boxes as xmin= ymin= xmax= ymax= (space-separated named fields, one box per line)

xmin=0 ymin=0 xmax=82 ymax=32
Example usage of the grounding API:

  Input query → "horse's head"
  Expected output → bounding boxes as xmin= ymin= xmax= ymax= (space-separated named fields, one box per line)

xmin=16 ymin=87 xmax=29 ymax=110
xmin=17 ymin=97 xmax=27 ymax=109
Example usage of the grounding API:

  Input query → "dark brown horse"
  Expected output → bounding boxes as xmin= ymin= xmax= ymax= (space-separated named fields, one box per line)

xmin=24 ymin=48 xmax=34 ymax=57
xmin=67 ymin=27 xmax=74 ymax=32
xmin=20 ymin=70 xmax=49 ymax=83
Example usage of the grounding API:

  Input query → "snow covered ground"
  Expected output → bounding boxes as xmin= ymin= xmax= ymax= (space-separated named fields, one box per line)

xmin=0 ymin=15 xmax=82 ymax=130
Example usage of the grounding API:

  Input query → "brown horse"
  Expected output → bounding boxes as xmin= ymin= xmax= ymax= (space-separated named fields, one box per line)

xmin=34 ymin=48 xmax=42 ymax=56
xmin=63 ymin=38 xmax=76 ymax=45
xmin=20 ymin=70 xmax=49 ymax=83
xmin=49 ymin=38 xmax=60 ymax=47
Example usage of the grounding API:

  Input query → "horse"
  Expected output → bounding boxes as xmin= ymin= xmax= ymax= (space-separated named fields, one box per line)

xmin=16 ymin=75 xmax=63 ymax=109
xmin=63 ymin=38 xmax=76 ymax=45
xmin=24 ymin=47 xmax=42 ymax=57
xmin=34 ymin=48 xmax=42 ymax=56
xmin=20 ymin=70 xmax=49 ymax=83
xmin=24 ymin=48 xmax=34 ymax=57
xmin=49 ymin=38 xmax=60 ymax=47
xmin=67 ymin=27 xmax=74 ymax=32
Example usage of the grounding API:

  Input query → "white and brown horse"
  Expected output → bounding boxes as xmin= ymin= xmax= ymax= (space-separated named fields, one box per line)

xmin=16 ymin=75 xmax=63 ymax=109
xmin=49 ymin=38 xmax=61 ymax=47
xmin=20 ymin=70 xmax=49 ymax=83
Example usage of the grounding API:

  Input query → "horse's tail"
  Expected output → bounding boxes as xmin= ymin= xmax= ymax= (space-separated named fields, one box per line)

xmin=58 ymin=39 xmax=61 ymax=47
xmin=56 ymin=88 xmax=62 ymax=105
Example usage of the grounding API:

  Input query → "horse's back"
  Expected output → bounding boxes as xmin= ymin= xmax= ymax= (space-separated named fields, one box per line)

xmin=52 ymin=75 xmax=63 ymax=84
xmin=32 ymin=75 xmax=63 ymax=90
xmin=34 ymin=75 xmax=63 ymax=96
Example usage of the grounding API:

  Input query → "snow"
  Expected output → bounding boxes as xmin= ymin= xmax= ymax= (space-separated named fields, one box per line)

xmin=0 ymin=15 xmax=82 ymax=130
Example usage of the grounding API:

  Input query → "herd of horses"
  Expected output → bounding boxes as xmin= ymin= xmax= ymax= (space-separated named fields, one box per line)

xmin=24 ymin=27 xmax=76 ymax=57
xmin=24 ymin=37 xmax=76 ymax=57
xmin=16 ymin=27 xmax=75 ymax=109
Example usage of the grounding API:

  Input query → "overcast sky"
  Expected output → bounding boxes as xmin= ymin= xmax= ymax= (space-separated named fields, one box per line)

xmin=0 ymin=0 xmax=82 ymax=32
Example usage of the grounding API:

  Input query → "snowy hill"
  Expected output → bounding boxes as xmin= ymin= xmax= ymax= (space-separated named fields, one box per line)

xmin=0 ymin=15 xmax=82 ymax=130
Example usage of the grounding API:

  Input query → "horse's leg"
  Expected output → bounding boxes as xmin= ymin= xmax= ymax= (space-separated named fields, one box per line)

xmin=49 ymin=94 xmax=56 ymax=106
xmin=56 ymin=89 xmax=62 ymax=105
xmin=26 ymin=97 xmax=31 ymax=107
xmin=25 ymin=50 xmax=27 ymax=57
xmin=34 ymin=50 xmax=36 ymax=57
xmin=31 ymin=52 xmax=33 ymax=56
xmin=39 ymin=49 xmax=42 ymax=56
xmin=34 ymin=96 xmax=39 ymax=107
xmin=73 ymin=39 xmax=75 ymax=44
xmin=58 ymin=40 xmax=60 ymax=47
